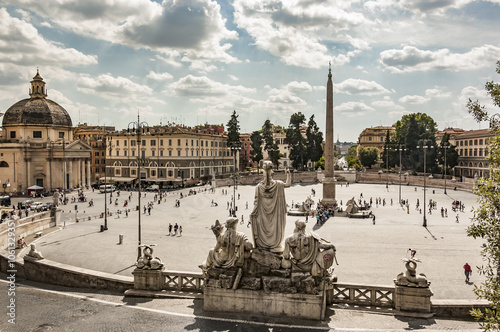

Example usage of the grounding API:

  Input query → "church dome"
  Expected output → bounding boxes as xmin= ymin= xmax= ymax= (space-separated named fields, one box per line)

xmin=2 ymin=71 xmax=72 ymax=127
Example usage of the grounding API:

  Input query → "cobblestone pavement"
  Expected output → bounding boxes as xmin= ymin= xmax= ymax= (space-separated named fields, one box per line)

xmin=0 ymin=278 xmax=482 ymax=331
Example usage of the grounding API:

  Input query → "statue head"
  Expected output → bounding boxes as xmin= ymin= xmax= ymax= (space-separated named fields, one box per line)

xmin=225 ymin=217 xmax=239 ymax=229
xmin=294 ymin=220 xmax=307 ymax=233
xmin=262 ymin=161 xmax=273 ymax=184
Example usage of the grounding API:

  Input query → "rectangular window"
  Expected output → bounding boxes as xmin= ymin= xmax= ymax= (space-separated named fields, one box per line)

xmin=380 ymin=137 xmax=384 ymax=142
xmin=160 ymin=139 xmax=163 ymax=146
xmin=142 ymin=140 xmax=146 ymax=146
xmin=191 ymin=139 xmax=194 ymax=146
xmin=131 ymin=140 xmax=136 ymax=146
xmin=469 ymin=140 xmax=473 ymax=145
xmin=33 ymin=131 xmax=42 ymax=138
xmin=169 ymin=150 xmax=172 ymax=156
xmin=141 ymin=150 xmax=145 ymax=158
xmin=368 ymin=137 xmax=372 ymax=141
xmin=151 ymin=140 xmax=156 ymax=146
xmin=59 ymin=132 xmax=65 ymax=139
xmin=116 ymin=140 xmax=119 ymax=146
xmin=160 ymin=150 xmax=163 ymax=156
xmin=201 ymin=140 xmax=204 ymax=147
xmin=479 ymin=139 xmax=483 ymax=145
xmin=124 ymin=140 xmax=127 ymax=146
xmin=116 ymin=151 xmax=119 ymax=156
xmin=177 ymin=139 xmax=181 ymax=146
xmin=95 ymin=152 xmax=99 ymax=156
xmin=168 ymin=170 xmax=173 ymax=177
xmin=474 ymin=139 xmax=478 ymax=145
xmin=211 ymin=141 xmax=213 ymax=147
xmin=191 ymin=150 xmax=194 ymax=156
xmin=131 ymin=169 xmax=136 ymax=176
xmin=464 ymin=141 xmax=468 ymax=146
xmin=95 ymin=160 xmax=99 ymax=164
xmin=186 ymin=139 xmax=189 ymax=146
xmin=115 ymin=169 xmax=121 ymax=175
xmin=169 ymin=139 xmax=172 ymax=146
xmin=479 ymin=149 xmax=483 ymax=157
xmin=124 ymin=151 xmax=127 ymax=156
xmin=152 ymin=150 xmax=155 ymax=157
xmin=177 ymin=150 xmax=181 ymax=156
xmin=132 ymin=150 xmax=135 ymax=157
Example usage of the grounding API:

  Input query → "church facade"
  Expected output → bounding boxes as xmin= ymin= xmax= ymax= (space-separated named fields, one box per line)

xmin=0 ymin=71 xmax=92 ymax=194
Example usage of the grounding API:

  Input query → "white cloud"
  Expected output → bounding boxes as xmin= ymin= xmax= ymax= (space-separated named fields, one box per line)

xmin=425 ymin=86 xmax=451 ymax=98
xmin=335 ymin=78 xmax=390 ymax=96
xmin=233 ymin=0 xmax=368 ymax=68
xmin=168 ymin=75 xmax=255 ymax=98
xmin=146 ymin=71 xmax=173 ymax=81
xmin=0 ymin=8 xmax=97 ymax=67
xmin=380 ymin=45 xmax=500 ymax=73
xmin=398 ymin=95 xmax=429 ymax=104
xmin=11 ymin=0 xmax=239 ymax=67
xmin=77 ymin=74 xmax=153 ymax=101
xmin=336 ymin=102 xmax=375 ymax=117
xmin=48 ymin=89 xmax=96 ymax=124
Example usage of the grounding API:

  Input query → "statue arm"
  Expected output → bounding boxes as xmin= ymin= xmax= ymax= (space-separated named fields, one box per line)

xmin=283 ymin=239 xmax=291 ymax=259
xmin=284 ymin=168 xmax=291 ymax=188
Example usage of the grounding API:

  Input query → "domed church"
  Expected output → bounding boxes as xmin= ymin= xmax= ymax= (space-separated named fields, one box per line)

xmin=0 ymin=71 xmax=92 ymax=194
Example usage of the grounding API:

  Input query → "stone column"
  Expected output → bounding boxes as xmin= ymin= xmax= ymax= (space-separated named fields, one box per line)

xmin=77 ymin=160 xmax=81 ymax=187
xmin=26 ymin=159 xmax=31 ymax=190
xmin=322 ymin=64 xmax=336 ymax=205
xmin=87 ymin=160 xmax=91 ymax=187
xmin=68 ymin=160 xmax=73 ymax=189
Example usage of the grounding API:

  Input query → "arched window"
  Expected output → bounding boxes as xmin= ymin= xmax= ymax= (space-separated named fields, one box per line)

xmin=0 ymin=161 xmax=9 ymax=167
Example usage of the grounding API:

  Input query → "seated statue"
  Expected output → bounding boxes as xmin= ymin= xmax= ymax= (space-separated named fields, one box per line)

xmin=136 ymin=244 xmax=164 ymax=270
xmin=282 ymin=220 xmax=336 ymax=277
xmin=395 ymin=258 xmax=430 ymax=287
xmin=200 ymin=217 xmax=253 ymax=270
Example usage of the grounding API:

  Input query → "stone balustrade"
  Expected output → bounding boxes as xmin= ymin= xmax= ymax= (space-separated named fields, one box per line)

xmin=163 ymin=270 xmax=204 ymax=292
xmin=332 ymin=282 xmax=395 ymax=307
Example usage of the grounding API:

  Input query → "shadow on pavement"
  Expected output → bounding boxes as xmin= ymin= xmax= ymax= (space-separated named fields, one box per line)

xmin=424 ymin=227 xmax=438 ymax=240
xmin=38 ymin=230 xmax=101 ymax=247
xmin=395 ymin=315 xmax=437 ymax=329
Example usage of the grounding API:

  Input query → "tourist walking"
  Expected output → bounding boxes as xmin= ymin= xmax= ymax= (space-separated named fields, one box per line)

xmin=168 ymin=223 xmax=172 ymax=235
xmin=464 ymin=263 xmax=472 ymax=282
xmin=179 ymin=225 xmax=182 ymax=236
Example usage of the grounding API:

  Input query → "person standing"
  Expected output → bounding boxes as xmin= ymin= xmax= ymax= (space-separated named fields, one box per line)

xmin=179 ymin=225 xmax=182 ymax=236
xmin=168 ymin=223 xmax=172 ymax=236
xmin=464 ymin=263 xmax=472 ymax=282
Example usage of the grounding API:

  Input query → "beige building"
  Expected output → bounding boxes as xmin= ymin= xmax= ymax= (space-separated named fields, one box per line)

xmin=357 ymin=125 xmax=395 ymax=157
xmin=73 ymin=124 xmax=115 ymax=184
xmin=106 ymin=124 xmax=235 ymax=186
xmin=454 ymin=129 xmax=494 ymax=179
xmin=0 ymin=71 xmax=92 ymax=193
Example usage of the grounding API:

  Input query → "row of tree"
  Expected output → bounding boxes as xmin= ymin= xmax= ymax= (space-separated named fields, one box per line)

xmin=225 ymin=111 xmax=324 ymax=171
xmin=346 ymin=113 xmax=459 ymax=176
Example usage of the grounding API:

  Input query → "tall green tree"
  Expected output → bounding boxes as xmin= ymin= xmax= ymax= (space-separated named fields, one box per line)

xmin=226 ymin=110 xmax=241 ymax=148
xmin=262 ymin=119 xmax=280 ymax=168
xmin=438 ymin=133 xmax=459 ymax=176
xmin=286 ymin=112 xmax=307 ymax=170
xmin=306 ymin=115 xmax=324 ymax=164
xmin=466 ymin=60 xmax=500 ymax=331
xmin=250 ymin=130 xmax=263 ymax=172
xmin=394 ymin=113 xmax=438 ymax=171
xmin=346 ymin=145 xmax=361 ymax=169
xmin=358 ymin=147 xmax=379 ymax=169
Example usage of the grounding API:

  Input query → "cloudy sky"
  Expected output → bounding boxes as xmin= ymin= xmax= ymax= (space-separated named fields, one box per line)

xmin=1 ymin=0 xmax=499 ymax=142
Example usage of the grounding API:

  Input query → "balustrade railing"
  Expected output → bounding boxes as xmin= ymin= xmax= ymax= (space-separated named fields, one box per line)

xmin=162 ymin=270 xmax=204 ymax=292
xmin=332 ymin=282 xmax=394 ymax=307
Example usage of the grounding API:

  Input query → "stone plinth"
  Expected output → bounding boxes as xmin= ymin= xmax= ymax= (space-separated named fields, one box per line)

xmin=132 ymin=268 xmax=164 ymax=291
xmin=204 ymin=287 xmax=326 ymax=320
xmin=394 ymin=285 xmax=433 ymax=314
xmin=322 ymin=177 xmax=337 ymax=205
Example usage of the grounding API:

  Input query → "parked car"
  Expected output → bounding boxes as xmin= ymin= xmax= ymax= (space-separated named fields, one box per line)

xmin=146 ymin=185 xmax=159 ymax=191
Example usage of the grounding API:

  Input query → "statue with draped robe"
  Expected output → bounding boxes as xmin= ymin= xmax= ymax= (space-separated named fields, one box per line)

xmin=250 ymin=161 xmax=290 ymax=253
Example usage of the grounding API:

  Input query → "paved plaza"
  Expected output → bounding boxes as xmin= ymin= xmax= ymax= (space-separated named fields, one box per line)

xmin=18 ymin=180 xmax=484 ymax=300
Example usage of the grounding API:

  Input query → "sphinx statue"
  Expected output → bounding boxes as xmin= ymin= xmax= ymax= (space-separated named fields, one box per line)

xmin=282 ymin=220 xmax=336 ymax=277
xmin=25 ymin=243 xmax=44 ymax=260
xmin=200 ymin=217 xmax=253 ymax=270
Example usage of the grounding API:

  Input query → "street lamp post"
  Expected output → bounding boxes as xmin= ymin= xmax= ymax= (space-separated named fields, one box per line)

xmin=103 ymin=136 xmax=113 ymax=231
xmin=441 ymin=142 xmax=449 ymax=195
xmin=417 ymin=139 xmax=434 ymax=228
xmin=228 ymin=143 xmax=241 ymax=217
xmin=397 ymin=145 xmax=406 ymax=205
xmin=128 ymin=113 xmax=149 ymax=260
xmin=382 ymin=146 xmax=390 ymax=189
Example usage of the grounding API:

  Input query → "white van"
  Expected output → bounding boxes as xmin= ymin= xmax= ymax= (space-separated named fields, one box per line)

xmin=99 ymin=184 xmax=116 ymax=193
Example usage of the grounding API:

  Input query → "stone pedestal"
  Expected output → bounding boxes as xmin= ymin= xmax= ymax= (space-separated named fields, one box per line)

xmin=132 ymin=268 xmax=164 ymax=291
xmin=204 ymin=287 xmax=326 ymax=320
xmin=394 ymin=285 xmax=433 ymax=313
xmin=322 ymin=177 xmax=337 ymax=205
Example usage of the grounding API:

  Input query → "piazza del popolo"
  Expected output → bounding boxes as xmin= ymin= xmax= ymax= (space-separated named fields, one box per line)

xmin=0 ymin=71 xmax=92 ymax=194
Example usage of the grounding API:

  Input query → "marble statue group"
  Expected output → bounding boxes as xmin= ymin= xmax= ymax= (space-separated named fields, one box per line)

xmin=200 ymin=160 xmax=337 ymax=292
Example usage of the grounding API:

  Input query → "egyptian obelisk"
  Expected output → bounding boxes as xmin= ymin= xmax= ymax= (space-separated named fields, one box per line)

xmin=322 ymin=63 xmax=336 ymax=205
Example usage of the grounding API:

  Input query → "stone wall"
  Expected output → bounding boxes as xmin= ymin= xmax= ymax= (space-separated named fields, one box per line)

xmin=0 ymin=251 xmax=133 ymax=293
xmin=0 ymin=211 xmax=55 ymax=250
